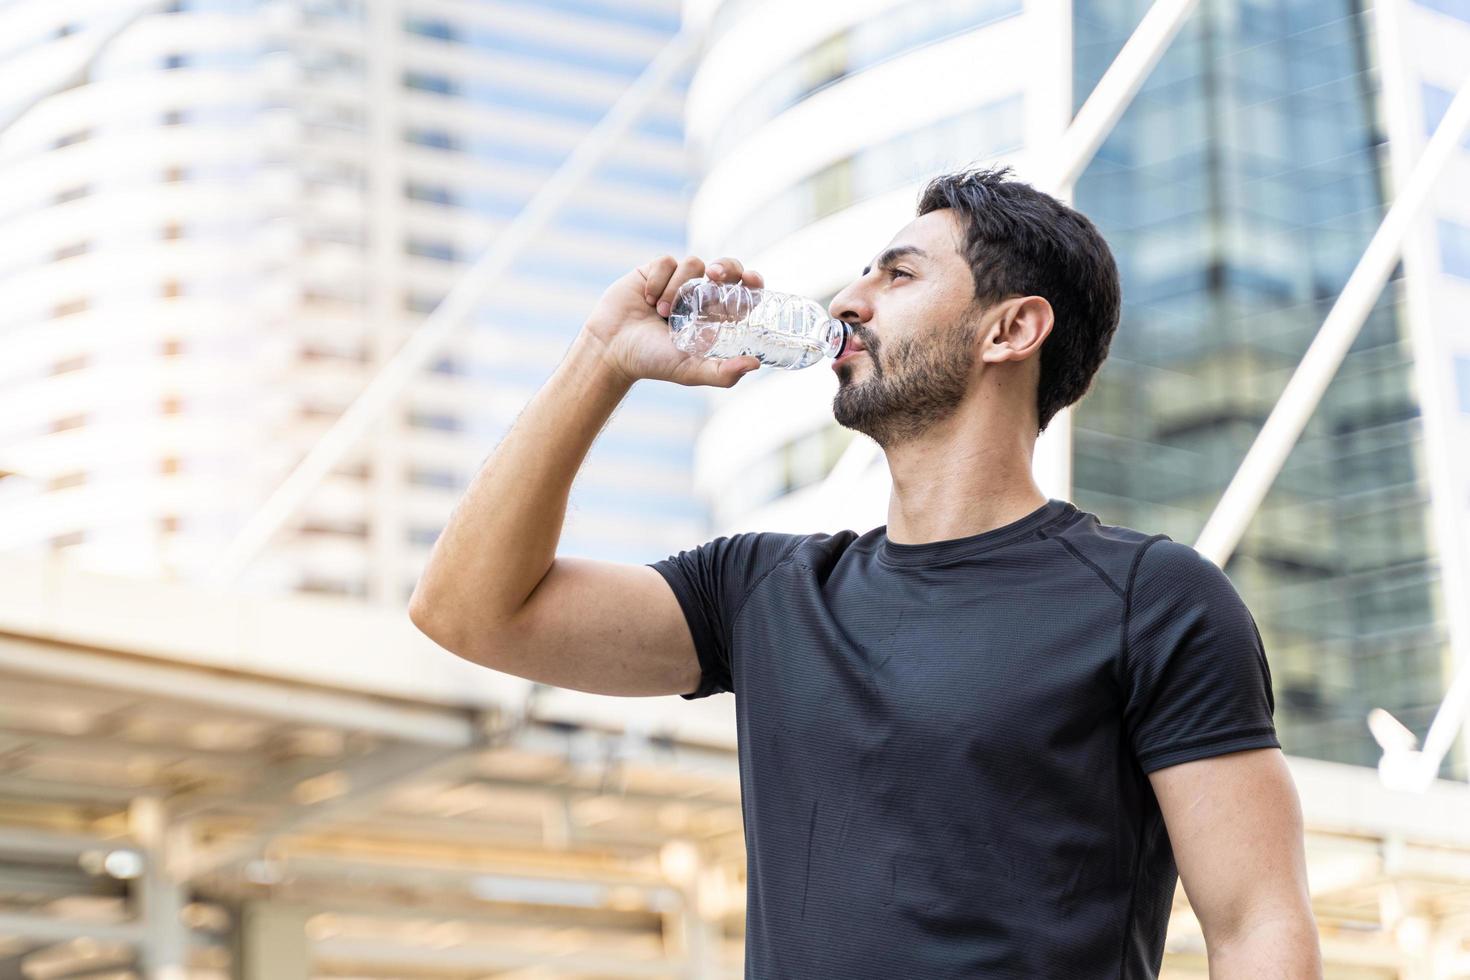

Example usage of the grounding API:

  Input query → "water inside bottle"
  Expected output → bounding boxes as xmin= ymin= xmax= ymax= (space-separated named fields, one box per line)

xmin=704 ymin=295 xmax=829 ymax=368
xmin=706 ymin=326 xmax=826 ymax=369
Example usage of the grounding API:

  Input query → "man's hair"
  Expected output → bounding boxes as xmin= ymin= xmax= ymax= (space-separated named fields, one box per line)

xmin=916 ymin=166 xmax=1121 ymax=435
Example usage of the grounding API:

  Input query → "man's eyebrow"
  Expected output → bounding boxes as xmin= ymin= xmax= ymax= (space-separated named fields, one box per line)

xmin=862 ymin=246 xmax=929 ymax=277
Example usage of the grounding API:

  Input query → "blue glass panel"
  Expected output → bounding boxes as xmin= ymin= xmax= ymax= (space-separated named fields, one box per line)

xmin=1455 ymin=355 xmax=1470 ymax=414
xmin=1439 ymin=219 xmax=1470 ymax=279
xmin=1414 ymin=0 xmax=1470 ymax=23
xmin=485 ymin=0 xmax=681 ymax=33
xmin=1420 ymin=83 xmax=1470 ymax=149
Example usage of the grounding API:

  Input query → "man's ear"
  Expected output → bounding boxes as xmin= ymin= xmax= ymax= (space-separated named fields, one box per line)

xmin=981 ymin=296 xmax=1053 ymax=363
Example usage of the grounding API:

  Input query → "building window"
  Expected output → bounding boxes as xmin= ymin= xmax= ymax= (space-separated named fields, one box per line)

xmin=51 ymin=531 xmax=86 ymax=550
xmin=54 ymin=185 xmax=90 ymax=205
xmin=160 ymin=515 xmax=181 ymax=533
xmin=163 ymin=54 xmax=189 ymax=70
xmin=161 ymin=280 xmax=184 ymax=298
xmin=406 ymin=238 xmax=458 ymax=262
xmin=298 ymin=575 xmax=365 ymax=597
xmin=53 ymin=297 xmax=89 ymax=318
xmin=405 ymin=127 xmax=458 ymax=150
xmin=161 ymin=338 xmax=184 ymax=356
xmin=406 ymin=410 xmax=462 ymax=432
xmin=408 ymin=467 xmax=461 ymax=489
xmin=405 ymin=292 xmax=443 ymax=313
xmin=405 ymin=16 xmax=459 ymax=41
xmin=163 ymin=166 xmax=188 ymax=182
xmin=51 ymin=354 xmax=88 ymax=375
xmin=51 ymin=414 xmax=86 ymax=433
xmin=1440 ymin=351 xmax=1470 ymax=415
xmin=53 ymin=129 xmax=91 ymax=149
xmin=1439 ymin=219 xmax=1470 ymax=280
xmin=299 ymin=401 xmax=343 ymax=421
xmin=299 ymin=519 xmax=369 ymax=538
xmin=409 ymin=526 xmax=442 ymax=546
xmin=162 ymin=109 xmax=187 ymax=126
xmin=162 ymin=223 xmax=184 ymax=240
xmin=54 ymin=241 xmax=90 ymax=261
xmin=403 ymin=71 xmax=456 ymax=95
xmin=48 ymin=472 xmax=86 ymax=491
xmin=160 ymin=457 xmax=181 ymax=475
xmin=405 ymin=181 xmax=457 ymax=206
xmin=161 ymin=396 xmax=183 ymax=415
xmin=1413 ymin=0 xmax=1470 ymax=25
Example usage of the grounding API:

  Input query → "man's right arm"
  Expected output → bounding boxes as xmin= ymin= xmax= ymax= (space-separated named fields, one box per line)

xmin=407 ymin=255 xmax=762 ymax=697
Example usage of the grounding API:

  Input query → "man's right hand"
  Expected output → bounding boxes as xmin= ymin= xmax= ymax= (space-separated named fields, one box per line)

xmin=582 ymin=254 xmax=764 ymax=388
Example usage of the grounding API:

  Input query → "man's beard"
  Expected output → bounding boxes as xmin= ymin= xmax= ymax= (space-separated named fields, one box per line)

xmin=832 ymin=315 xmax=977 ymax=447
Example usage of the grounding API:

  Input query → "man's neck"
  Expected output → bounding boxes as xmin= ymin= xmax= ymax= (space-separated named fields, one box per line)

xmin=881 ymin=413 xmax=1048 ymax=546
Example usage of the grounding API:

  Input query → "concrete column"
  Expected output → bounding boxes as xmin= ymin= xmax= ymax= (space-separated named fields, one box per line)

xmin=131 ymin=797 xmax=188 ymax=980
xmin=237 ymin=902 xmax=311 ymax=980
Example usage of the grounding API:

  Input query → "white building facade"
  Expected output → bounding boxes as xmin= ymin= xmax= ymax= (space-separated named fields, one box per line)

xmin=681 ymin=0 xmax=1075 ymax=535
xmin=0 ymin=0 xmax=704 ymax=605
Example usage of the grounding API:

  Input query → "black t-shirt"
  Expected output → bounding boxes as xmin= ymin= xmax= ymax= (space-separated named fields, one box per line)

xmin=649 ymin=497 xmax=1279 ymax=979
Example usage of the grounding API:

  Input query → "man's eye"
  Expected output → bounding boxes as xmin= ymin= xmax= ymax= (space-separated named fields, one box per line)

xmin=890 ymin=268 xmax=912 ymax=279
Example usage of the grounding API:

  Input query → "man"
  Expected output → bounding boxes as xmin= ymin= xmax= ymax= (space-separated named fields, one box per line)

xmin=409 ymin=167 xmax=1322 ymax=978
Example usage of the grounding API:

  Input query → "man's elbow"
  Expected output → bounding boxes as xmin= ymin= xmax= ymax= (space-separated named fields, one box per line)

xmin=408 ymin=591 xmax=468 ymax=653
xmin=1207 ymin=907 xmax=1323 ymax=979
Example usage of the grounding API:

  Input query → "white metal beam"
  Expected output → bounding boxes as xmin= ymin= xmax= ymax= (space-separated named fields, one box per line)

xmin=213 ymin=29 xmax=706 ymax=584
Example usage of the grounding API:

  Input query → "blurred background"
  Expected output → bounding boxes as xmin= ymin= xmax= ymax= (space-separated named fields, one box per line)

xmin=0 ymin=0 xmax=1468 ymax=976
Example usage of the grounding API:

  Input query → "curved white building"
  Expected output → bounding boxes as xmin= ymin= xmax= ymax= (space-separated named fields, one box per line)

xmin=0 ymin=0 xmax=699 ymax=603
xmin=681 ymin=0 xmax=1074 ymax=535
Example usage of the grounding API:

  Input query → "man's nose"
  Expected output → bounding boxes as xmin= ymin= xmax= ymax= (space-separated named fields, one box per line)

xmin=829 ymin=284 xmax=872 ymax=324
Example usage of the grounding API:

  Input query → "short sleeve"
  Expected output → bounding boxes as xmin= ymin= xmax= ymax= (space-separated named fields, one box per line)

xmin=1122 ymin=538 xmax=1280 ymax=773
xmin=648 ymin=532 xmax=805 ymax=700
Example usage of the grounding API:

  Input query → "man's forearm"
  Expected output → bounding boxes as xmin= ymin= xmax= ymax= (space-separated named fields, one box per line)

xmin=409 ymin=328 xmax=633 ymax=643
xmin=1207 ymin=914 xmax=1323 ymax=979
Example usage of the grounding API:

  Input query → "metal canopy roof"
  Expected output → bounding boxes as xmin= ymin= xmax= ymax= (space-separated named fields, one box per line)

xmin=1 ymin=562 xmax=1469 ymax=977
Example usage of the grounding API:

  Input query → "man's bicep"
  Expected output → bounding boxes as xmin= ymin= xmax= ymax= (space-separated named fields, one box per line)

xmin=1149 ymin=747 xmax=1314 ymax=944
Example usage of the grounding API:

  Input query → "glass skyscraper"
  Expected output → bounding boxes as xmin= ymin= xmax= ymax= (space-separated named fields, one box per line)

xmin=1071 ymin=0 xmax=1461 ymax=779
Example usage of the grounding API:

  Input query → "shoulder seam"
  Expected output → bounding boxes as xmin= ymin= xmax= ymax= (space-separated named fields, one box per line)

xmin=1051 ymin=537 xmax=1125 ymax=598
xmin=1119 ymin=534 xmax=1172 ymax=683
xmin=730 ymin=535 xmax=807 ymax=631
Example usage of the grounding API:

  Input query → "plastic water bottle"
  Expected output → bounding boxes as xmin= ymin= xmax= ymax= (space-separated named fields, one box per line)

xmin=666 ymin=277 xmax=850 ymax=370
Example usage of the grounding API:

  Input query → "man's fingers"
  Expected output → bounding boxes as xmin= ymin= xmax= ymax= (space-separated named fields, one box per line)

xmin=744 ymin=268 xmax=764 ymax=289
xmin=706 ymin=257 xmax=744 ymax=284
xmin=657 ymin=256 xmax=706 ymax=318
xmin=642 ymin=255 xmax=679 ymax=307
xmin=703 ymin=355 xmax=761 ymax=387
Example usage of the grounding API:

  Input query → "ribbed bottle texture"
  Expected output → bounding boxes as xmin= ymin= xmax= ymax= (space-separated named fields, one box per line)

xmin=667 ymin=277 xmax=849 ymax=370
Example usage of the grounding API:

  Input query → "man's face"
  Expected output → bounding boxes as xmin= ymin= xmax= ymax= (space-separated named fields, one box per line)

xmin=827 ymin=209 xmax=985 ymax=447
